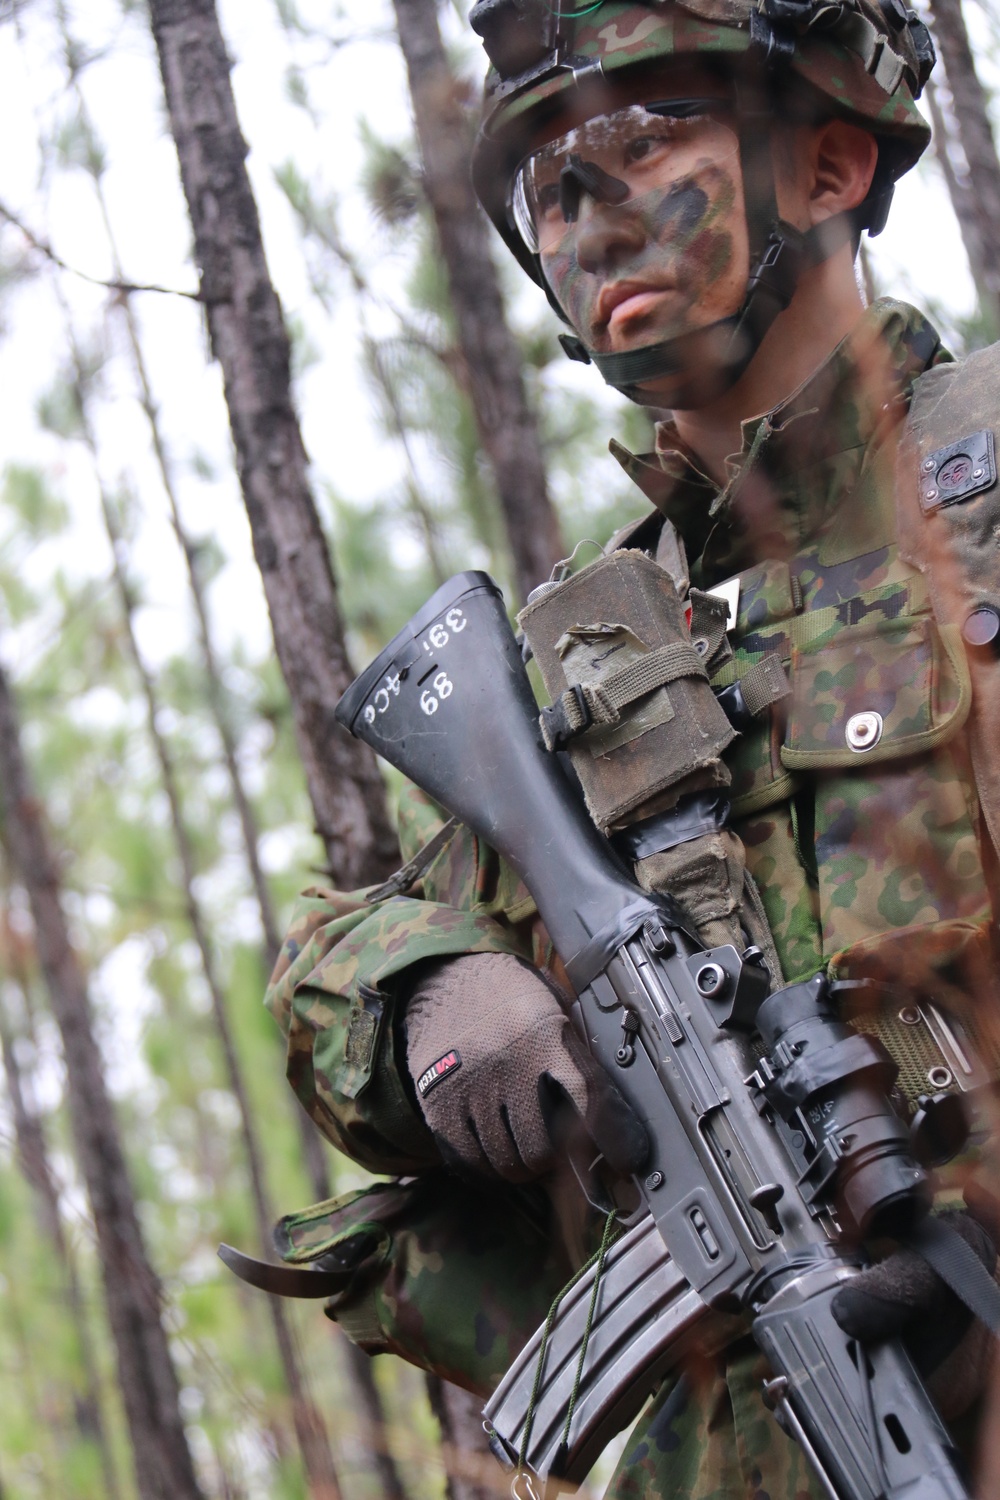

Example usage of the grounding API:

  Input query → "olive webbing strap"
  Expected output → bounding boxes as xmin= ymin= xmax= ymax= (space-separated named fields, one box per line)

xmin=737 ymin=654 xmax=791 ymax=717
xmin=587 ymin=640 xmax=707 ymax=714
xmin=542 ymin=640 xmax=708 ymax=749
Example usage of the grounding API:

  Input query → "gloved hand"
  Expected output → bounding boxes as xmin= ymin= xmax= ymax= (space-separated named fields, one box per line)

xmin=831 ymin=1209 xmax=998 ymax=1420
xmin=403 ymin=951 xmax=648 ymax=1183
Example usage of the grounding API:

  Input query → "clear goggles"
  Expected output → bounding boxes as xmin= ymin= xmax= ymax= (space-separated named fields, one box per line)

xmin=510 ymin=98 xmax=740 ymax=255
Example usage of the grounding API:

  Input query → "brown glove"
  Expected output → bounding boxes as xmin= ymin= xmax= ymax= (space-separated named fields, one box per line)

xmin=831 ymin=1209 xmax=999 ymax=1421
xmin=403 ymin=951 xmax=647 ymax=1183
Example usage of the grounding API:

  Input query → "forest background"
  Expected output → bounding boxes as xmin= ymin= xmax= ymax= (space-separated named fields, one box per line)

xmin=0 ymin=0 xmax=996 ymax=1497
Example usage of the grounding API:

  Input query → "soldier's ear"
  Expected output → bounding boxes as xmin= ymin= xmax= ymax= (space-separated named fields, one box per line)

xmin=807 ymin=118 xmax=879 ymax=223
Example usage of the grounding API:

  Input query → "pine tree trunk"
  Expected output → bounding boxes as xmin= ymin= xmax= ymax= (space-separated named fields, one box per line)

xmin=0 ymin=660 xmax=205 ymax=1500
xmin=105 ymin=302 xmax=404 ymax=1498
xmin=391 ymin=0 xmax=564 ymax=605
xmin=147 ymin=0 xmax=398 ymax=889
xmin=0 ymin=982 xmax=123 ymax=1500
xmin=94 ymin=457 xmax=343 ymax=1500
xmin=42 ymin=267 xmax=341 ymax=1496
xmin=60 ymin=19 xmax=412 ymax=1490
xmin=926 ymin=0 xmax=1000 ymax=335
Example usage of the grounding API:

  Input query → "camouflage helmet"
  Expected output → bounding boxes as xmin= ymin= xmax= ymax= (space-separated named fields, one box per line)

xmin=469 ymin=0 xmax=934 ymax=402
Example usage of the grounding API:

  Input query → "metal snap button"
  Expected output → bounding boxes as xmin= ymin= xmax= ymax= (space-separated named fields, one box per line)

xmin=962 ymin=606 xmax=1000 ymax=650
xmin=845 ymin=711 xmax=883 ymax=752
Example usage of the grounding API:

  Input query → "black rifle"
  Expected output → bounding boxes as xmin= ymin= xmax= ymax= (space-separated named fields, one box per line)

xmin=336 ymin=571 xmax=969 ymax=1500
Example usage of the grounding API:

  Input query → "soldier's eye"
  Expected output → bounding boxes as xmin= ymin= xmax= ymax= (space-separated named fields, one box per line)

xmin=624 ymin=134 xmax=667 ymax=166
xmin=534 ymin=181 xmax=561 ymax=217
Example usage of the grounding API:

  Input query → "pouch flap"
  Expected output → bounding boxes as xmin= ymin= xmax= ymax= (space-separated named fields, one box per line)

xmin=782 ymin=616 xmax=971 ymax=770
xmin=274 ymin=1180 xmax=412 ymax=1266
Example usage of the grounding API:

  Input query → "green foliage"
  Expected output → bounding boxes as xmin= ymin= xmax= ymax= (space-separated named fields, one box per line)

xmin=358 ymin=123 xmax=422 ymax=229
xmin=47 ymin=106 xmax=106 ymax=180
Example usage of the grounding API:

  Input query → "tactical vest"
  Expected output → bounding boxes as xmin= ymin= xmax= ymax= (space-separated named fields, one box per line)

xmin=556 ymin=343 xmax=1000 ymax=1130
xmin=707 ymin=344 xmax=1000 ymax=1119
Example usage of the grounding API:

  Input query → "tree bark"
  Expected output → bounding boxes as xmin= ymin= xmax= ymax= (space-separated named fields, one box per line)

xmin=93 ymin=456 xmax=343 ymax=1500
xmin=391 ymin=0 xmax=564 ymax=605
xmin=0 ymin=977 xmax=123 ymax=1500
xmin=926 ymin=0 xmax=1000 ymax=335
xmin=58 ymin=20 xmax=410 ymax=1490
xmin=0 ymin=659 xmax=206 ymax=1500
xmin=146 ymin=0 xmax=398 ymax=889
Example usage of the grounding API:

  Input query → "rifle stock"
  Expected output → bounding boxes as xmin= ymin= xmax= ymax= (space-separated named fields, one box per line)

xmin=336 ymin=572 xmax=968 ymax=1500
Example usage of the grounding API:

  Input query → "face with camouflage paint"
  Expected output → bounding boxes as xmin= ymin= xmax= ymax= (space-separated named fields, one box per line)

xmin=520 ymin=73 xmax=748 ymax=364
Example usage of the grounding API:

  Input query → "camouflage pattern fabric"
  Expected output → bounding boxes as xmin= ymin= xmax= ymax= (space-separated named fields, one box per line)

xmin=482 ymin=0 xmax=930 ymax=142
xmin=274 ymin=1175 xmax=572 ymax=1394
xmin=606 ymin=1342 xmax=817 ymax=1500
xmin=265 ymin=789 xmax=550 ymax=1174
xmin=266 ymin=299 xmax=997 ymax=1497
xmin=472 ymin=0 xmax=933 ymax=290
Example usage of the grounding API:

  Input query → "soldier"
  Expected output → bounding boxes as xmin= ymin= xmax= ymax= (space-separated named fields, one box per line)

xmin=264 ymin=2 xmax=1000 ymax=1493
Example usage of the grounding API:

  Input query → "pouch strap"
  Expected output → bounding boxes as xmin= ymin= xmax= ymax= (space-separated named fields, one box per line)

xmin=688 ymin=588 xmax=732 ymax=670
xmin=217 ymin=1242 xmax=355 ymax=1299
xmin=740 ymin=655 xmax=793 ymax=716
xmin=540 ymin=641 xmax=707 ymax=752
xmin=716 ymin=653 xmax=791 ymax=730
xmin=364 ymin=816 xmax=461 ymax=903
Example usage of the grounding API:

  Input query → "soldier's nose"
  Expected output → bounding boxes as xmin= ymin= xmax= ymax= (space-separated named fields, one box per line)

xmin=573 ymin=197 xmax=648 ymax=275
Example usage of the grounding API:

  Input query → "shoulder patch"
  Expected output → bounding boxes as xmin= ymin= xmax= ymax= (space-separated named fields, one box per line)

xmin=919 ymin=429 xmax=995 ymax=511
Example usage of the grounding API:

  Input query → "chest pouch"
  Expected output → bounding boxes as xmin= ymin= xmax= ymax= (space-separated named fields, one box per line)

xmin=518 ymin=551 xmax=780 ymax=969
xmin=518 ymin=551 xmax=735 ymax=829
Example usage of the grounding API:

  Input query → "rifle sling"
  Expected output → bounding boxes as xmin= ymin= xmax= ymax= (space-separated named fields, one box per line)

xmin=908 ymin=1216 xmax=1000 ymax=1334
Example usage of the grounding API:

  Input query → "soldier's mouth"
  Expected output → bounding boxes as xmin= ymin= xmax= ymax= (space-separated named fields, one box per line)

xmin=596 ymin=280 xmax=674 ymax=330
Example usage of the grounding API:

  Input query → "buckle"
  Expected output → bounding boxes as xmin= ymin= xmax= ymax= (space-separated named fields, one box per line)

xmin=538 ymin=683 xmax=591 ymax=750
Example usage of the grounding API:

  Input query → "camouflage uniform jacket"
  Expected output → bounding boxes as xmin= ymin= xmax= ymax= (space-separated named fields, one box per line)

xmin=266 ymin=298 xmax=999 ymax=1498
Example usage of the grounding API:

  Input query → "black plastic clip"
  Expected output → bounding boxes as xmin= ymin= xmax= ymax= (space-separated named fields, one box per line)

xmin=558 ymin=333 xmax=592 ymax=365
xmin=745 ymin=222 xmax=807 ymax=310
xmin=749 ymin=6 xmax=796 ymax=60
xmin=905 ymin=8 xmax=935 ymax=93
xmin=715 ymin=680 xmax=754 ymax=732
xmin=538 ymin=683 xmax=591 ymax=751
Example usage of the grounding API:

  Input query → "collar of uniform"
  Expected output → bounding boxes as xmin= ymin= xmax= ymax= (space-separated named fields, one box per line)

xmin=609 ymin=299 xmax=948 ymax=582
xmin=608 ymin=433 xmax=717 ymax=561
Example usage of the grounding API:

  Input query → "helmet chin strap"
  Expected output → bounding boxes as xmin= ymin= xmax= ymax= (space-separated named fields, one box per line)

xmin=553 ymin=84 xmax=866 ymax=408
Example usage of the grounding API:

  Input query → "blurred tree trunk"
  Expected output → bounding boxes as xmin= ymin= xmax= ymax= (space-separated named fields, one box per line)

xmin=425 ymin=1376 xmax=496 ymax=1500
xmin=391 ymin=0 xmax=564 ymax=605
xmin=147 ymin=0 xmax=398 ymax=890
xmin=92 ymin=473 xmax=342 ymax=1500
xmin=45 ymin=268 xmax=341 ymax=1498
xmin=103 ymin=496 xmax=343 ymax=1500
xmin=0 ymin=972 xmax=123 ymax=1500
xmin=88 ymin=154 xmax=410 ymax=1500
xmin=926 ymin=0 xmax=1000 ymax=335
xmin=0 ymin=659 xmax=206 ymax=1500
